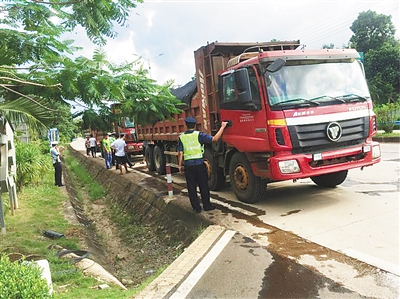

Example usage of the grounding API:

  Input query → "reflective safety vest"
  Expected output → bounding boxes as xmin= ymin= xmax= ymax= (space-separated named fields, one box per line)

xmin=180 ymin=131 xmax=204 ymax=160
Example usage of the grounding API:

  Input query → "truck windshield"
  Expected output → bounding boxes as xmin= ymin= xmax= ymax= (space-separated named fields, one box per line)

xmin=266 ymin=60 xmax=370 ymax=107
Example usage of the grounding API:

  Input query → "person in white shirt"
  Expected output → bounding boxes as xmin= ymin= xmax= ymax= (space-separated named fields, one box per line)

xmin=89 ymin=134 xmax=97 ymax=158
xmin=50 ymin=141 xmax=65 ymax=186
xmin=111 ymin=133 xmax=130 ymax=175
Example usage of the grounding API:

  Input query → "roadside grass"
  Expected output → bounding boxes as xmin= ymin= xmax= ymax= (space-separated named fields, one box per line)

xmin=375 ymin=131 xmax=400 ymax=138
xmin=64 ymin=153 xmax=107 ymax=201
xmin=0 ymin=150 xmax=149 ymax=299
xmin=0 ymin=171 xmax=80 ymax=257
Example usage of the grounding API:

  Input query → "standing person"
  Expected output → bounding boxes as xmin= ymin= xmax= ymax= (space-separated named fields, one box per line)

xmin=50 ymin=141 xmax=65 ymax=187
xmin=89 ymin=134 xmax=97 ymax=158
xmin=85 ymin=136 xmax=91 ymax=157
xmin=177 ymin=117 xmax=228 ymax=213
xmin=111 ymin=133 xmax=130 ymax=175
xmin=141 ymin=140 xmax=150 ymax=164
xmin=109 ymin=132 xmax=116 ymax=166
xmin=102 ymin=134 xmax=112 ymax=169
xmin=125 ymin=152 xmax=135 ymax=168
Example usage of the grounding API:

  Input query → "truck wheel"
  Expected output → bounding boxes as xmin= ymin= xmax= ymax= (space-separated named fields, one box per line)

xmin=311 ymin=170 xmax=348 ymax=188
xmin=145 ymin=145 xmax=156 ymax=171
xmin=154 ymin=145 xmax=166 ymax=175
xmin=203 ymin=148 xmax=225 ymax=191
xmin=229 ymin=152 xmax=267 ymax=204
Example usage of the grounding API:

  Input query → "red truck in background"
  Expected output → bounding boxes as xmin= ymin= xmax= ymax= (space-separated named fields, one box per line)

xmin=111 ymin=103 xmax=143 ymax=158
xmin=137 ymin=41 xmax=381 ymax=203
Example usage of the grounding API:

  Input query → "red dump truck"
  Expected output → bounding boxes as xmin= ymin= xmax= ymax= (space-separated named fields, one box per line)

xmin=137 ymin=41 xmax=381 ymax=203
xmin=111 ymin=103 xmax=143 ymax=158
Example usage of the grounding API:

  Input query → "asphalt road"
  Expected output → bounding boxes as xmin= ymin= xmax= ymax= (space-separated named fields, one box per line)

xmin=174 ymin=145 xmax=398 ymax=267
xmin=71 ymin=139 xmax=399 ymax=298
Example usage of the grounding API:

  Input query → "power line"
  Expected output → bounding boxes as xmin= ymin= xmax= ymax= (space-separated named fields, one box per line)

xmin=282 ymin=2 xmax=399 ymax=47
xmin=306 ymin=2 xmax=399 ymax=46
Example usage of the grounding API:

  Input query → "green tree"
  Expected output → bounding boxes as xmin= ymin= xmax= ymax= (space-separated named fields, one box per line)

xmin=0 ymin=0 xmax=141 ymax=135
xmin=1 ymin=0 xmax=142 ymax=46
xmin=0 ymin=0 xmax=181 ymax=136
xmin=349 ymin=10 xmax=397 ymax=54
xmin=349 ymin=10 xmax=400 ymax=105
xmin=365 ymin=43 xmax=400 ymax=103
xmin=63 ymin=49 xmax=181 ymax=127
xmin=322 ymin=43 xmax=335 ymax=49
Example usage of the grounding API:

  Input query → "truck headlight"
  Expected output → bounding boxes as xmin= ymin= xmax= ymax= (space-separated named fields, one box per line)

xmin=372 ymin=145 xmax=381 ymax=159
xmin=278 ymin=160 xmax=300 ymax=174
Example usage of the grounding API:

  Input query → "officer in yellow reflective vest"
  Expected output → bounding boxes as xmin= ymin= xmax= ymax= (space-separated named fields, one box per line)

xmin=177 ymin=117 xmax=228 ymax=213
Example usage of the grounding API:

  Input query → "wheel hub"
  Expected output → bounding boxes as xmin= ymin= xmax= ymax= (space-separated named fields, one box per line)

xmin=233 ymin=165 xmax=249 ymax=191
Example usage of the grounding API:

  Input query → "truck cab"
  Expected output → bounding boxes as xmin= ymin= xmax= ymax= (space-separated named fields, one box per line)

xmin=195 ymin=42 xmax=380 ymax=203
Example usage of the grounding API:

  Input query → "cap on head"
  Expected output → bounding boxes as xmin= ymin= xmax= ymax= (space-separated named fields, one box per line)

xmin=51 ymin=141 xmax=58 ymax=145
xmin=119 ymin=133 xmax=125 ymax=138
xmin=184 ymin=117 xmax=196 ymax=124
xmin=107 ymin=132 xmax=112 ymax=136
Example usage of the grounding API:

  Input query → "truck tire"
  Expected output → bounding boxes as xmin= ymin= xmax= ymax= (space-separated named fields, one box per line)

xmin=203 ymin=148 xmax=225 ymax=191
xmin=154 ymin=145 xmax=166 ymax=175
xmin=229 ymin=152 xmax=267 ymax=204
xmin=145 ymin=145 xmax=156 ymax=171
xmin=311 ymin=170 xmax=348 ymax=188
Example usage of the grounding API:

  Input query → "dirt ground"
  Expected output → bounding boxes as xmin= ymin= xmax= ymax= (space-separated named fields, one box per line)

xmin=61 ymin=170 xmax=182 ymax=288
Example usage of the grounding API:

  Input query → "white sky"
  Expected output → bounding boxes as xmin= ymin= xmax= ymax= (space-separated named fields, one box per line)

xmin=68 ymin=0 xmax=399 ymax=87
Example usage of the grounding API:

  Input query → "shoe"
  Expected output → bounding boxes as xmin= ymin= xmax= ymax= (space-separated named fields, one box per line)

xmin=129 ymin=164 xmax=135 ymax=168
xmin=58 ymin=184 xmax=65 ymax=187
xmin=204 ymin=205 xmax=216 ymax=211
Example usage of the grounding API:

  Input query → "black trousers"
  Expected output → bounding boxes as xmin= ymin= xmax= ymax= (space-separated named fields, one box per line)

xmin=184 ymin=163 xmax=212 ymax=211
xmin=53 ymin=162 xmax=62 ymax=186
xmin=90 ymin=146 xmax=96 ymax=157
xmin=115 ymin=153 xmax=133 ymax=169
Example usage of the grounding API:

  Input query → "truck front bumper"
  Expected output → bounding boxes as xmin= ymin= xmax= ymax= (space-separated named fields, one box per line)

xmin=267 ymin=141 xmax=381 ymax=181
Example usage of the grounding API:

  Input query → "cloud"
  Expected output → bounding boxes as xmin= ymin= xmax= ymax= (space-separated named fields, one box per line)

xmin=67 ymin=0 xmax=400 ymax=87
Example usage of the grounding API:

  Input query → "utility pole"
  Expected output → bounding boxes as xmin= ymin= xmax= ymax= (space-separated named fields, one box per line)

xmin=144 ymin=53 xmax=164 ymax=78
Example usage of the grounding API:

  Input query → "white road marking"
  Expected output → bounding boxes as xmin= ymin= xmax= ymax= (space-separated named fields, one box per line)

xmin=169 ymin=230 xmax=236 ymax=299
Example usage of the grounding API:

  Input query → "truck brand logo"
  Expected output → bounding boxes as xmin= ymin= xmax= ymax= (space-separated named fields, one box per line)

xmin=348 ymin=106 xmax=367 ymax=111
xmin=326 ymin=122 xmax=342 ymax=142
xmin=292 ymin=111 xmax=314 ymax=117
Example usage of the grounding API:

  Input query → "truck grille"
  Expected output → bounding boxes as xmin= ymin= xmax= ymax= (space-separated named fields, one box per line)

xmin=288 ymin=117 xmax=369 ymax=154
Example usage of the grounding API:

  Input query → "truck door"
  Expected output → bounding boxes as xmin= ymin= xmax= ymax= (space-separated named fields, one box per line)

xmin=219 ymin=67 xmax=268 ymax=152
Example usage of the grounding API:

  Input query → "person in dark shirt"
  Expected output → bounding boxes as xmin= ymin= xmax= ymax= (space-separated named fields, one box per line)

xmin=177 ymin=117 xmax=228 ymax=213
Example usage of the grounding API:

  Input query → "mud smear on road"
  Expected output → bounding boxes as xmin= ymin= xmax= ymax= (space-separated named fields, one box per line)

xmin=208 ymin=196 xmax=380 ymax=279
xmin=258 ymin=252 xmax=360 ymax=299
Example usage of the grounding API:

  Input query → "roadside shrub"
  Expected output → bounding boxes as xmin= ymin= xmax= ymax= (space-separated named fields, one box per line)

xmin=0 ymin=254 xmax=51 ymax=299
xmin=15 ymin=141 xmax=51 ymax=191
xmin=374 ymin=102 xmax=400 ymax=133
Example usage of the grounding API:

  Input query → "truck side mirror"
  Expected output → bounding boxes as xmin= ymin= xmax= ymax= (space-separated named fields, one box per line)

xmin=234 ymin=69 xmax=252 ymax=103
xmin=266 ymin=58 xmax=286 ymax=73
